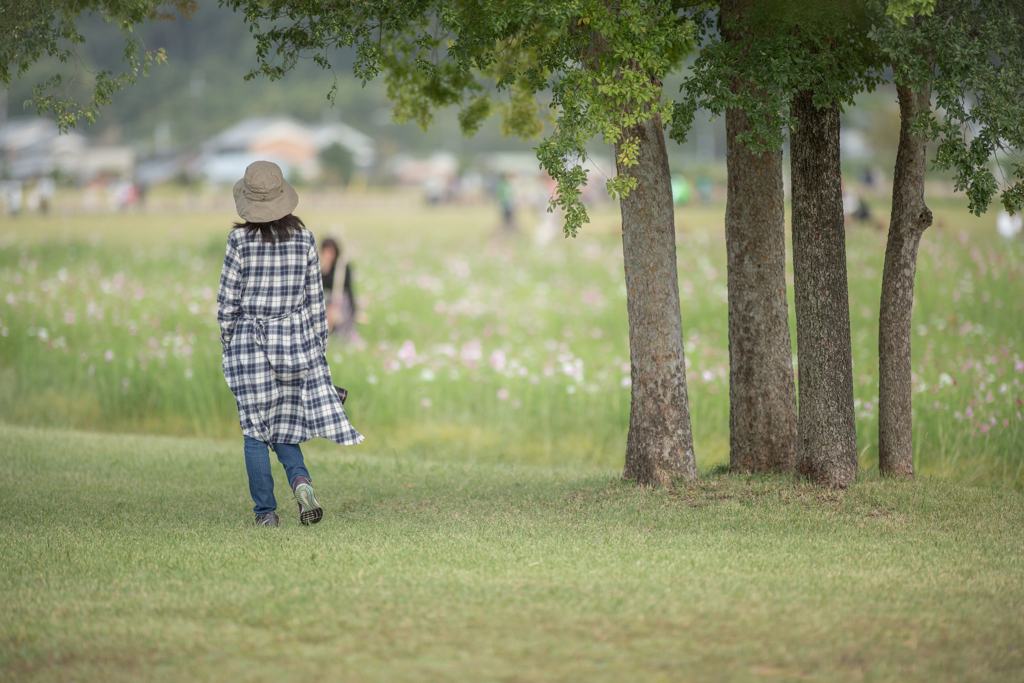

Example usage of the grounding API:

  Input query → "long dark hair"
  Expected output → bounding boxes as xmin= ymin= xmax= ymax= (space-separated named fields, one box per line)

xmin=320 ymin=237 xmax=340 ymax=291
xmin=234 ymin=214 xmax=305 ymax=243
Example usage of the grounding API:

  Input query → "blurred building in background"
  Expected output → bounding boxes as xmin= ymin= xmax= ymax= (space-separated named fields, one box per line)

xmin=197 ymin=116 xmax=376 ymax=184
xmin=0 ymin=118 xmax=135 ymax=183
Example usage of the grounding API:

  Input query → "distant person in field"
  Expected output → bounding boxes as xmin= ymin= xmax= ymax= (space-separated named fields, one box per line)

xmin=31 ymin=176 xmax=55 ymax=214
xmin=217 ymin=160 xmax=363 ymax=528
xmin=495 ymin=173 xmax=517 ymax=233
xmin=319 ymin=236 xmax=357 ymax=340
xmin=1 ymin=180 xmax=23 ymax=216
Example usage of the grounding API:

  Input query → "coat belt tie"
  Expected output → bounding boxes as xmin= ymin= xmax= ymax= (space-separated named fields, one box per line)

xmin=252 ymin=318 xmax=267 ymax=346
xmin=243 ymin=307 xmax=303 ymax=347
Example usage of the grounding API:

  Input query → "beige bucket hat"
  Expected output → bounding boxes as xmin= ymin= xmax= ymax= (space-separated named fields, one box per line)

xmin=233 ymin=160 xmax=299 ymax=223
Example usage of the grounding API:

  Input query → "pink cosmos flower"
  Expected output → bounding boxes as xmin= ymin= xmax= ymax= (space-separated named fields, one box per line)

xmin=397 ymin=340 xmax=418 ymax=366
xmin=460 ymin=339 xmax=482 ymax=363
xmin=497 ymin=389 xmax=509 ymax=401
xmin=581 ymin=289 xmax=604 ymax=307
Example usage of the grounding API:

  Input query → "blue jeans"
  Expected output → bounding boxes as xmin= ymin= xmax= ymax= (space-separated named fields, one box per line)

xmin=243 ymin=435 xmax=311 ymax=515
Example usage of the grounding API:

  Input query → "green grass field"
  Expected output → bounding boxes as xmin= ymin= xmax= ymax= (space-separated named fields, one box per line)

xmin=2 ymin=423 xmax=1022 ymax=682
xmin=2 ymin=190 xmax=1023 ymax=681
xmin=1 ymin=190 xmax=1021 ymax=486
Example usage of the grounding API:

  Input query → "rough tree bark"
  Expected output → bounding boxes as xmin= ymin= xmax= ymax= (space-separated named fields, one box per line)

xmin=878 ymin=84 xmax=933 ymax=478
xmin=721 ymin=0 xmax=798 ymax=473
xmin=618 ymin=112 xmax=698 ymax=485
xmin=790 ymin=90 xmax=859 ymax=488
xmin=724 ymin=108 xmax=798 ymax=473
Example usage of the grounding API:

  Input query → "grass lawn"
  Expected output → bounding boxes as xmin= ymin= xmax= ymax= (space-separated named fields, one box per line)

xmin=2 ymin=423 xmax=1022 ymax=682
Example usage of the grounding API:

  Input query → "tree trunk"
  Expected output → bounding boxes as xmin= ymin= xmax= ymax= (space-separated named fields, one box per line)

xmin=724 ymin=108 xmax=798 ymax=474
xmin=721 ymin=0 xmax=798 ymax=474
xmin=789 ymin=89 xmax=859 ymax=488
xmin=618 ymin=113 xmax=698 ymax=485
xmin=878 ymin=84 xmax=933 ymax=478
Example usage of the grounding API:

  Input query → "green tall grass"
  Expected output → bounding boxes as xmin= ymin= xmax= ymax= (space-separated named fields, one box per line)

xmin=0 ymin=193 xmax=1021 ymax=487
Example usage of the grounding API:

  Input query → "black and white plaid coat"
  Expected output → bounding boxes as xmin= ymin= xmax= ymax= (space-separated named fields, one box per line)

xmin=217 ymin=227 xmax=363 ymax=448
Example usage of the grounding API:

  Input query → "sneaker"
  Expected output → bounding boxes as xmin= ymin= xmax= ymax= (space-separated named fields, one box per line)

xmin=254 ymin=512 xmax=279 ymax=527
xmin=292 ymin=476 xmax=323 ymax=526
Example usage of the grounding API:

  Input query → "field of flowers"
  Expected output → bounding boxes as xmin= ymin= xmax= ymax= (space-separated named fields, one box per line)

xmin=0 ymin=192 xmax=1021 ymax=487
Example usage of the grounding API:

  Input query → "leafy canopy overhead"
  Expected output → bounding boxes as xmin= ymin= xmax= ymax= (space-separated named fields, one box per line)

xmin=224 ymin=0 xmax=698 ymax=236
xmin=884 ymin=0 xmax=935 ymax=24
xmin=872 ymin=0 xmax=1024 ymax=215
xmin=675 ymin=0 xmax=882 ymax=153
xmin=678 ymin=0 xmax=1022 ymax=215
xmin=0 ymin=0 xmax=197 ymax=131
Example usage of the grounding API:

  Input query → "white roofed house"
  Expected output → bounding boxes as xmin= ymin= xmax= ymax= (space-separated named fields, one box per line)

xmin=0 ymin=119 xmax=71 ymax=178
xmin=199 ymin=116 xmax=376 ymax=184
xmin=309 ymin=122 xmax=376 ymax=171
xmin=0 ymin=118 xmax=133 ymax=183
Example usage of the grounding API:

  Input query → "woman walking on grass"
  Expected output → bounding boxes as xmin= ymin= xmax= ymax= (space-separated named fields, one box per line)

xmin=218 ymin=161 xmax=363 ymax=528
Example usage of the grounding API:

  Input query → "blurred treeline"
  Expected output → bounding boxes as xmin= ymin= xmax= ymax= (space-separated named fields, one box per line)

xmin=4 ymin=1 xmax=929 ymax=181
xmin=3 ymin=1 xmax=538 ymax=158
